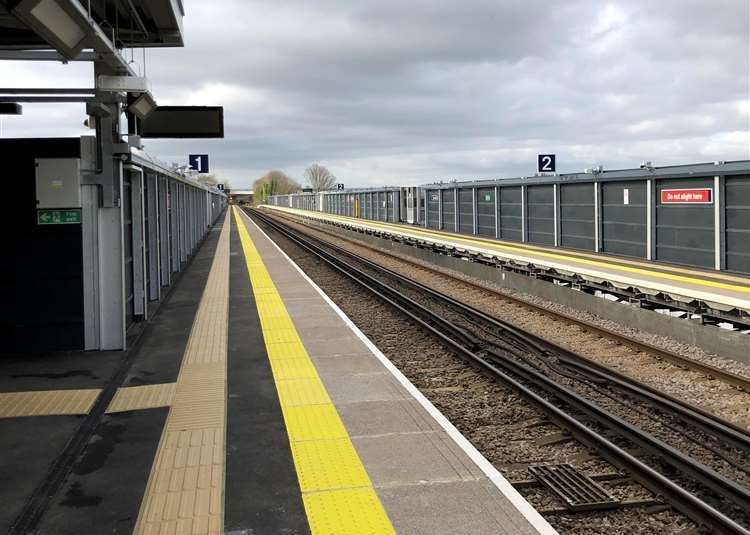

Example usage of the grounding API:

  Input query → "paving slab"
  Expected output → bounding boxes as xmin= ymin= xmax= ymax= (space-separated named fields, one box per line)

xmin=378 ymin=479 xmax=539 ymax=535
xmin=323 ymin=372 xmax=409 ymax=404
xmin=336 ymin=399 xmax=443 ymax=437
xmin=302 ymin=336 xmax=372 ymax=358
xmin=351 ymin=432 xmax=481 ymax=486
xmin=311 ymin=353 xmax=394 ymax=376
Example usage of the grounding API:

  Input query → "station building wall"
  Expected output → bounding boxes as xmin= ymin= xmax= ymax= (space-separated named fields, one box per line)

xmin=0 ymin=138 xmax=226 ymax=354
xmin=0 ymin=139 xmax=85 ymax=353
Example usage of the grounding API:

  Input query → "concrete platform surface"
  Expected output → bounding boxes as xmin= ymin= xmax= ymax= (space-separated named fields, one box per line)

xmin=0 ymin=207 xmax=556 ymax=534
xmin=239 ymin=207 xmax=556 ymax=534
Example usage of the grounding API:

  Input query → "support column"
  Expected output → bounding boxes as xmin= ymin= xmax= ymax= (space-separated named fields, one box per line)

xmin=594 ymin=182 xmax=601 ymax=253
xmin=159 ymin=176 xmax=171 ymax=286
xmin=647 ymin=179 xmax=655 ymax=260
xmin=81 ymin=184 xmax=100 ymax=350
xmin=179 ymin=184 xmax=187 ymax=263
xmin=171 ymin=180 xmax=180 ymax=273
xmin=79 ymin=64 xmax=128 ymax=349
xmin=128 ymin=166 xmax=147 ymax=319
xmin=521 ymin=184 xmax=527 ymax=243
xmin=147 ymin=173 xmax=160 ymax=301
xmin=715 ymin=175 xmax=725 ymax=270
xmin=553 ymin=183 xmax=560 ymax=247
xmin=454 ymin=188 xmax=459 ymax=231
xmin=472 ymin=187 xmax=478 ymax=235
xmin=438 ymin=190 xmax=443 ymax=229
xmin=494 ymin=186 xmax=499 ymax=239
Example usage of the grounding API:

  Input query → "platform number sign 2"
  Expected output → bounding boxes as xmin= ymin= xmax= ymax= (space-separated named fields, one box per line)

xmin=537 ymin=154 xmax=556 ymax=174
xmin=189 ymin=154 xmax=209 ymax=173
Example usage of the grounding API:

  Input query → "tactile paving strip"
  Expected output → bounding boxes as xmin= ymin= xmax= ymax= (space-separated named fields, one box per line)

xmin=106 ymin=383 xmax=176 ymax=414
xmin=234 ymin=207 xmax=395 ymax=535
xmin=303 ymin=487 xmax=397 ymax=535
xmin=0 ymin=389 xmax=101 ymax=418
xmin=133 ymin=211 xmax=231 ymax=535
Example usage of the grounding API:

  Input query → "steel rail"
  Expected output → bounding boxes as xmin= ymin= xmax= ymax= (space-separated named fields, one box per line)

xmin=250 ymin=208 xmax=750 ymax=534
xmin=264 ymin=209 xmax=750 ymax=451
xmin=258 ymin=210 xmax=750 ymax=501
xmin=272 ymin=209 xmax=750 ymax=393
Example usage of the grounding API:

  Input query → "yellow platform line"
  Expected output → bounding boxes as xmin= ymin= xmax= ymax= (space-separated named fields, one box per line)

xmin=273 ymin=206 xmax=750 ymax=294
xmin=233 ymin=207 xmax=395 ymax=535
xmin=0 ymin=388 xmax=100 ymax=418
xmin=133 ymin=211 xmax=231 ymax=535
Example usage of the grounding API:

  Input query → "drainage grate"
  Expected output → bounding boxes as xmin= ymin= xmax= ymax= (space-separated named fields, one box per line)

xmin=529 ymin=464 xmax=620 ymax=512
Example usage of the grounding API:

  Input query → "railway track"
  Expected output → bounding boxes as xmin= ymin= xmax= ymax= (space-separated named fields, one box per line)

xmin=273 ymin=209 xmax=750 ymax=393
xmin=249 ymin=207 xmax=750 ymax=535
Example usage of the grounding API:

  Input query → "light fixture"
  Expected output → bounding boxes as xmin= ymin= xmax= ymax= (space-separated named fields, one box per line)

xmin=0 ymin=103 xmax=23 ymax=115
xmin=12 ymin=0 xmax=89 ymax=60
xmin=97 ymin=75 xmax=149 ymax=93
xmin=128 ymin=92 xmax=157 ymax=119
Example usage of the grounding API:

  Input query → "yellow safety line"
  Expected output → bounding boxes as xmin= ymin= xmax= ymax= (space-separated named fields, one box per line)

xmin=0 ymin=388 xmax=101 ymax=418
xmin=133 ymin=211 xmax=230 ymax=535
xmin=276 ymin=207 xmax=749 ymax=294
xmin=233 ymin=207 xmax=395 ymax=535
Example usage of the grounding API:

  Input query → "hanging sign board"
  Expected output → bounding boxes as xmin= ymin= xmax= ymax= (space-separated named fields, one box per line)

xmin=189 ymin=154 xmax=209 ymax=173
xmin=660 ymin=188 xmax=713 ymax=204
xmin=140 ymin=106 xmax=224 ymax=138
xmin=537 ymin=154 xmax=556 ymax=173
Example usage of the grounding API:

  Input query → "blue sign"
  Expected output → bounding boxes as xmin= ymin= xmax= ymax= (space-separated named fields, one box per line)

xmin=189 ymin=154 xmax=209 ymax=173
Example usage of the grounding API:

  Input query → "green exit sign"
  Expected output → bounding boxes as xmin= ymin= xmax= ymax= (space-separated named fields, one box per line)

xmin=37 ymin=209 xmax=81 ymax=225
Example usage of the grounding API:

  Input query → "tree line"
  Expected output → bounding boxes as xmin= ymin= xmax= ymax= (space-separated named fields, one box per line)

xmin=252 ymin=163 xmax=337 ymax=203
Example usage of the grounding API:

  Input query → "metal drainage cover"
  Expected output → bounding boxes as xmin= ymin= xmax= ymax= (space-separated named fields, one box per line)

xmin=529 ymin=464 xmax=620 ymax=512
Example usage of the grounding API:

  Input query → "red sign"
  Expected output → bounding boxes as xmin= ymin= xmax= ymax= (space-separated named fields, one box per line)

xmin=660 ymin=188 xmax=713 ymax=204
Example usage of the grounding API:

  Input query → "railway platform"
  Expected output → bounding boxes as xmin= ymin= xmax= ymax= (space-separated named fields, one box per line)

xmin=0 ymin=207 xmax=555 ymax=535
xmin=264 ymin=205 xmax=750 ymax=317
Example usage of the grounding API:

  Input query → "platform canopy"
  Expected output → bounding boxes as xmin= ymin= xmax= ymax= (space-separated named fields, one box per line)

xmin=0 ymin=0 xmax=184 ymax=63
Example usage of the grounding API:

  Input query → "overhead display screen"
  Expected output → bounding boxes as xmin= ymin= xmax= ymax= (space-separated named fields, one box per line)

xmin=140 ymin=106 xmax=224 ymax=138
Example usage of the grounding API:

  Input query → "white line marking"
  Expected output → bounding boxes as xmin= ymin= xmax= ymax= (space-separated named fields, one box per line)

xmin=239 ymin=209 xmax=559 ymax=535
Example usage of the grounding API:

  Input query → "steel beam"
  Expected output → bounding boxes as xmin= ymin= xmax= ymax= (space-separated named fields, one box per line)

xmin=0 ymin=87 xmax=94 ymax=94
xmin=0 ymin=50 xmax=96 ymax=61
xmin=0 ymin=96 xmax=94 ymax=102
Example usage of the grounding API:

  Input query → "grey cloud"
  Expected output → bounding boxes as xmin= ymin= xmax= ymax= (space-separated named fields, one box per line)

xmin=2 ymin=0 xmax=748 ymax=188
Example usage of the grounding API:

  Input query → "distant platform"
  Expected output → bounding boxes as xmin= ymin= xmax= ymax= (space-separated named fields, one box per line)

xmin=264 ymin=205 xmax=750 ymax=318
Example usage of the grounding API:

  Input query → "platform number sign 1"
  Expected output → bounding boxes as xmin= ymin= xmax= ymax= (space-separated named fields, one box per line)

xmin=336 ymin=183 xmax=345 ymax=190
xmin=537 ymin=154 xmax=556 ymax=174
xmin=189 ymin=154 xmax=209 ymax=173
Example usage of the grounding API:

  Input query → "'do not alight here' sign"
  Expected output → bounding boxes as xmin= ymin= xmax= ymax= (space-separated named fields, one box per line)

xmin=660 ymin=188 xmax=713 ymax=204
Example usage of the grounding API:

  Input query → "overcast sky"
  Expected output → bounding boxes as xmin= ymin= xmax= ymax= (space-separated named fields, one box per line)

xmin=2 ymin=0 xmax=748 ymax=188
